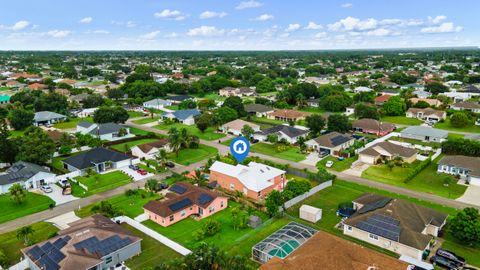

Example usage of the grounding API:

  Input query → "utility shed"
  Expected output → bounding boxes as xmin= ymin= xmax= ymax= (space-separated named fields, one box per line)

xmin=299 ymin=205 xmax=322 ymax=223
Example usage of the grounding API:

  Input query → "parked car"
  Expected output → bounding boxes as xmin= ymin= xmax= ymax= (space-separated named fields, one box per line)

xmin=59 ymin=179 xmax=70 ymax=188
xmin=41 ymin=185 xmax=53 ymax=193
xmin=165 ymin=161 xmax=175 ymax=168
xmin=137 ymin=169 xmax=147 ymax=175
xmin=129 ymin=164 xmax=140 ymax=170
xmin=159 ymin=182 xmax=169 ymax=190
xmin=250 ymin=139 xmax=259 ymax=144
xmin=325 ymin=160 xmax=334 ymax=168
xmin=430 ymin=256 xmax=459 ymax=270
xmin=436 ymin=248 xmax=466 ymax=267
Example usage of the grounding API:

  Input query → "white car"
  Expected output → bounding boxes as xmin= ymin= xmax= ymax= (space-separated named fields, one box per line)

xmin=41 ymin=185 xmax=53 ymax=193
xmin=325 ymin=161 xmax=334 ymax=168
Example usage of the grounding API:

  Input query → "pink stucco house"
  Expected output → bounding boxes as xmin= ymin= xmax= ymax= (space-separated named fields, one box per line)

xmin=143 ymin=182 xmax=228 ymax=227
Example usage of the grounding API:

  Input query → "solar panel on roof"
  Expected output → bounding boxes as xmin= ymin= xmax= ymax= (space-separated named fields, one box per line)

xmin=41 ymin=242 xmax=55 ymax=253
xmin=38 ymin=255 xmax=59 ymax=270
xmin=49 ymin=249 xmax=65 ymax=263
xmin=198 ymin=193 xmax=213 ymax=205
xmin=357 ymin=214 xmax=401 ymax=241
xmin=168 ymin=198 xmax=193 ymax=212
xmin=330 ymin=135 xmax=350 ymax=146
xmin=170 ymin=184 xmax=187 ymax=194
xmin=27 ymin=246 xmax=45 ymax=260
xmin=357 ymin=198 xmax=391 ymax=214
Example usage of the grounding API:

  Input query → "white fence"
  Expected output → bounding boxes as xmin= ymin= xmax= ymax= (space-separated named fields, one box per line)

xmin=280 ymin=180 xmax=333 ymax=211
xmin=54 ymin=170 xmax=81 ymax=181
xmin=53 ymin=146 xmax=92 ymax=157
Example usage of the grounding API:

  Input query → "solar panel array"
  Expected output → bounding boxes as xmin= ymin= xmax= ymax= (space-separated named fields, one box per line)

xmin=357 ymin=198 xmax=391 ymax=214
xmin=168 ymin=198 xmax=193 ymax=212
xmin=26 ymin=235 xmax=71 ymax=270
xmin=198 ymin=193 xmax=213 ymax=205
xmin=170 ymin=184 xmax=187 ymax=194
xmin=330 ymin=135 xmax=350 ymax=146
xmin=73 ymin=235 xmax=133 ymax=257
xmin=357 ymin=214 xmax=401 ymax=241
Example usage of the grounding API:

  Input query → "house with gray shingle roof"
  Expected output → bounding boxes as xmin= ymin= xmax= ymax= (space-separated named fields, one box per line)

xmin=358 ymin=141 xmax=417 ymax=165
xmin=76 ymin=122 xmax=134 ymax=141
xmin=161 ymin=109 xmax=201 ymax=125
xmin=306 ymin=132 xmax=355 ymax=157
xmin=142 ymin=98 xmax=172 ymax=110
xmin=399 ymin=126 xmax=448 ymax=143
xmin=438 ymin=155 xmax=480 ymax=186
xmin=33 ymin=111 xmax=67 ymax=126
xmin=0 ymin=161 xmax=56 ymax=194
xmin=253 ymin=124 xmax=308 ymax=144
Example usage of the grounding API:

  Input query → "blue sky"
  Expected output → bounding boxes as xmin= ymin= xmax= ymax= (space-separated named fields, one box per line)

xmin=0 ymin=0 xmax=478 ymax=50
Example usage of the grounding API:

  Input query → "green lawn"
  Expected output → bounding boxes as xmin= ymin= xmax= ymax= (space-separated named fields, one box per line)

xmin=0 ymin=192 xmax=55 ymax=224
xmin=53 ymin=117 xmax=93 ymax=129
xmin=251 ymin=142 xmax=306 ymax=162
xmin=0 ymin=87 xmax=10 ymax=91
xmin=0 ymin=222 xmax=59 ymax=266
xmin=168 ymin=144 xmax=218 ymax=165
xmin=435 ymin=118 xmax=480 ymax=133
xmin=380 ymin=116 xmax=423 ymax=125
xmin=8 ymin=130 xmax=25 ymax=138
xmin=50 ymin=152 xmax=80 ymax=173
xmin=154 ymin=123 xmax=225 ymax=141
xmin=121 ymin=223 xmax=181 ymax=270
xmin=317 ymin=155 xmax=358 ymax=172
xmin=247 ymin=116 xmax=285 ymax=129
xmin=109 ymin=138 xmax=159 ymax=152
xmin=73 ymin=171 xmax=132 ymax=198
xmin=75 ymin=189 xmax=161 ymax=218
xmin=129 ymin=127 xmax=151 ymax=136
xmin=128 ymin=111 xmax=145 ymax=118
xmin=442 ymin=228 xmax=480 ymax=268
xmin=133 ymin=117 xmax=161 ymax=125
xmin=448 ymin=133 xmax=465 ymax=140
xmin=165 ymin=105 xmax=179 ymax=110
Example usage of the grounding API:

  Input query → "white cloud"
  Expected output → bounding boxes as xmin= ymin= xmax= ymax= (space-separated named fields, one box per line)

xmin=141 ymin=31 xmax=160 ymax=39
xmin=421 ymin=22 xmax=463 ymax=33
xmin=11 ymin=21 xmax=30 ymax=31
xmin=92 ymin=30 xmax=109 ymax=34
xmin=164 ymin=32 xmax=178 ymax=38
xmin=253 ymin=14 xmax=274 ymax=21
xmin=305 ymin=21 xmax=322 ymax=30
xmin=285 ymin=23 xmax=301 ymax=32
xmin=111 ymin=20 xmax=137 ymax=28
xmin=341 ymin=3 xmax=353 ymax=8
xmin=154 ymin=9 xmax=187 ymax=21
xmin=428 ymin=15 xmax=447 ymax=25
xmin=47 ymin=30 xmax=71 ymax=38
xmin=364 ymin=28 xmax=392 ymax=36
xmin=279 ymin=33 xmax=290 ymax=38
xmin=200 ymin=11 xmax=227 ymax=19
xmin=328 ymin=17 xmax=378 ymax=31
xmin=236 ymin=0 xmax=263 ymax=10
xmin=79 ymin=17 xmax=93 ymax=24
xmin=187 ymin=26 xmax=225 ymax=37
xmin=315 ymin=32 xmax=327 ymax=38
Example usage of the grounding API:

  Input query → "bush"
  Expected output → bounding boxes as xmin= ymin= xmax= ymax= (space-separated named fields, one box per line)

xmin=125 ymin=189 xmax=139 ymax=196
xmin=403 ymin=158 xmax=431 ymax=183
xmin=194 ymin=220 xmax=221 ymax=240
xmin=0 ymin=249 xmax=8 ymax=269
xmin=442 ymin=138 xmax=480 ymax=157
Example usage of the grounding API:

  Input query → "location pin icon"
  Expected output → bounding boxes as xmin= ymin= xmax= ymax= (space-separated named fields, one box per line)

xmin=230 ymin=137 xmax=250 ymax=163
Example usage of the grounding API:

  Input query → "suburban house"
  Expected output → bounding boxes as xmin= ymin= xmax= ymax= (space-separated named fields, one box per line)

xmin=450 ymin=101 xmax=480 ymax=113
xmin=142 ymin=98 xmax=172 ymax=110
xmin=400 ymin=126 xmax=448 ymax=143
xmin=161 ymin=109 xmax=201 ymax=125
xmin=267 ymin=109 xmax=310 ymax=122
xmin=70 ymin=108 xmax=98 ymax=118
xmin=437 ymin=155 xmax=480 ymax=186
xmin=358 ymin=141 xmax=417 ymax=165
xmin=440 ymin=92 xmax=480 ymax=102
xmin=305 ymin=98 xmax=320 ymax=107
xmin=220 ymin=119 xmax=260 ymax=136
xmin=219 ymin=86 xmax=256 ymax=97
xmin=374 ymin=94 xmax=392 ymax=106
xmin=0 ymin=161 xmax=56 ymax=194
xmin=409 ymin=98 xmax=442 ymax=107
xmin=353 ymin=86 xmax=373 ymax=93
xmin=259 ymin=231 xmax=411 ymax=270
xmin=306 ymin=132 xmax=355 ymax=157
xmin=62 ymin=147 xmax=133 ymax=175
xmin=209 ymin=161 xmax=287 ymax=200
xmin=413 ymin=89 xmax=432 ymax=99
xmin=22 ymin=214 xmax=142 ymax=270
xmin=352 ymin=119 xmax=395 ymax=136
xmin=406 ymin=108 xmax=446 ymax=123
xmin=253 ymin=125 xmax=308 ymax=144
xmin=33 ymin=111 xmax=67 ymax=126
xmin=143 ymin=182 xmax=228 ymax=227
xmin=244 ymin=104 xmax=275 ymax=117
xmin=131 ymin=139 xmax=170 ymax=160
xmin=343 ymin=193 xmax=448 ymax=260
xmin=165 ymin=95 xmax=195 ymax=104
xmin=76 ymin=122 xmax=134 ymax=141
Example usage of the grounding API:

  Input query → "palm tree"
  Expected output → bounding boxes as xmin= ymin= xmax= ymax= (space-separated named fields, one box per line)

xmin=156 ymin=149 xmax=168 ymax=167
xmin=296 ymin=93 xmax=306 ymax=108
xmin=9 ymin=184 xmax=26 ymax=204
xmin=179 ymin=128 xmax=190 ymax=148
xmin=168 ymin=127 xmax=181 ymax=157
xmin=17 ymin=226 xmax=34 ymax=246
xmin=192 ymin=169 xmax=206 ymax=186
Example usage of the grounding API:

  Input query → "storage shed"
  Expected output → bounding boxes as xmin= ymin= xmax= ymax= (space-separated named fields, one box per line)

xmin=299 ymin=205 xmax=322 ymax=223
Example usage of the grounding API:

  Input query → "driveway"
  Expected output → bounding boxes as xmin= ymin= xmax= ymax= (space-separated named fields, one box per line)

xmin=43 ymin=184 xmax=79 ymax=205
xmin=120 ymin=167 xmax=154 ymax=181
xmin=45 ymin=211 xmax=80 ymax=230
xmin=457 ymin=185 xmax=480 ymax=206
xmin=343 ymin=162 xmax=370 ymax=177
xmin=300 ymin=152 xmax=321 ymax=166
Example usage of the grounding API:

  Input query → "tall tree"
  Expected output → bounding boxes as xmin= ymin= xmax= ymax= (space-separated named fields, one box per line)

xmin=14 ymin=127 xmax=56 ymax=165
xmin=327 ymin=114 xmax=351 ymax=133
xmin=449 ymin=207 xmax=480 ymax=246
xmin=16 ymin=226 xmax=34 ymax=246
xmin=241 ymin=125 xmax=255 ymax=139
xmin=0 ymin=119 xmax=17 ymax=164
xmin=222 ymin=96 xmax=246 ymax=117
xmin=305 ymin=114 xmax=326 ymax=137
xmin=8 ymin=108 xmax=34 ymax=130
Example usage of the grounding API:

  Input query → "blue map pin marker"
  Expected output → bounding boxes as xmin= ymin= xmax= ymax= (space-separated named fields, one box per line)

xmin=230 ymin=137 xmax=250 ymax=163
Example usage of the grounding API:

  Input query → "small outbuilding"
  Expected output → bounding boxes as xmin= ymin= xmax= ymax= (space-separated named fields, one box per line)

xmin=249 ymin=215 xmax=263 ymax=228
xmin=299 ymin=205 xmax=322 ymax=223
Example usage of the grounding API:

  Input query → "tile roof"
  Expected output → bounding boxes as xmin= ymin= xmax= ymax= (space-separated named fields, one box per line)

xmin=62 ymin=147 xmax=131 ymax=170
xmin=221 ymin=119 xmax=260 ymax=131
xmin=135 ymin=139 xmax=169 ymax=153
xmin=310 ymin=132 xmax=354 ymax=148
xmin=268 ymin=109 xmax=310 ymax=119
xmin=374 ymin=94 xmax=393 ymax=103
xmin=407 ymin=107 xmax=445 ymax=118
xmin=352 ymin=118 xmax=395 ymax=132
xmin=452 ymin=101 xmax=480 ymax=110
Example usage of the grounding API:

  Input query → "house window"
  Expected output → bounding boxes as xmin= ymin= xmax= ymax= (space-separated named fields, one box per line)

xmin=346 ymin=226 xmax=352 ymax=231
xmin=169 ymin=215 xmax=174 ymax=222
xmin=368 ymin=233 xmax=379 ymax=241
xmin=209 ymin=207 xmax=215 ymax=213
xmin=221 ymin=201 xmax=224 ymax=208
xmin=181 ymin=210 xmax=186 ymax=217
xmin=106 ymin=257 xmax=112 ymax=264
xmin=190 ymin=207 xmax=193 ymax=210
xmin=229 ymin=183 xmax=235 ymax=190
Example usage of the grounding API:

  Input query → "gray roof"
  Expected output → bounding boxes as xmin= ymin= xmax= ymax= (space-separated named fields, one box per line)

xmin=166 ymin=95 xmax=193 ymax=102
xmin=78 ymin=122 xmax=127 ymax=136
xmin=62 ymin=148 xmax=131 ymax=170
xmin=0 ymin=161 xmax=52 ymax=185
xmin=245 ymin=104 xmax=274 ymax=113
xmin=258 ymin=125 xmax=308 ymax=138
xmin=400 ymin=126 xmax=448 ymax=139
xmin=163 ymin=109 xmax=201 ymax=121
xmin=143 ymin=98 xmax=171 ymax=106
xmin=34 ymin=111 xmax=67 ymax=122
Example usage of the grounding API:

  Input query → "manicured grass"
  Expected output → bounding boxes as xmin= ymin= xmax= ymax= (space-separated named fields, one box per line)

xmin=128 ymin=111 xmax=144 ymax=118
xmin=168 ymin=144 xmax=218 ymax=165
xmin=0 ymin=192 xmax=55 ymax=224
xmin=442 ymin=228 xmax=480 ymax=268
xmin=109 ymin=138 xmax=159 ymax=152
xmin=0 ymin=87 xmax=10 ymax=91
xmin=121 ymin=223 xmax=181 ymax=270
xmin=132 ymin=117 xmax=160 ymax=125
xmin=448 ymin=133 xmax=465 ymax=140
xmin=0 ymin=222 xmax=59 ymax=266
xmin=154 ymin=123 xmax=225 ymax=141
xmin=129 ymin=127 xmax=151 ymax=136
xmin=75 ymin=189 xmax=161 ymax=218
xmin=362 ymin=160 xmax=421 ymax=182
xmin=435 ymin=118 xmax=480 ymax=133
xmin=247 ymin=116 xmax=285 ymax=129
xmin=380 ymin=116 xmax=423 ymax=125
xmin=50 ymin=153 xmax=79 ymax=173
xmin=165 ymin=105 xmax=179 ymax=110
xmin=53 ymin=117 xmax=93 ymax=129
xmin=317 ymin=155 xmax=358 ymax=172
xmin=8 ymin=130 xmax=25 ymax=138
xmin=73 ymin=171 xmax=132 ymax=198
xmin=250 ymin=142 xmax=306 ymax=162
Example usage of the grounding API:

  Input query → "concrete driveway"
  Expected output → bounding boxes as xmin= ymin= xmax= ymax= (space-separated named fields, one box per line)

xmin=45 ymin=211 xmax=80 ymax=230
xmin=457 ymin=185 xmax=480 ymax=206
xmin=120 ymin=167 xmax=154 ymax=181
xmin=43 ymin=184 xmax=79 ymax=205
xmin=300 ymin=152 xmax=322 ymax=166
xmin=343 ymin=162 xmax=370 ymax=177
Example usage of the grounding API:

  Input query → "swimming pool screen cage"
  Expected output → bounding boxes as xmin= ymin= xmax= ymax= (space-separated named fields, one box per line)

xmin=252 ymin=222 xmax=318 ymax=264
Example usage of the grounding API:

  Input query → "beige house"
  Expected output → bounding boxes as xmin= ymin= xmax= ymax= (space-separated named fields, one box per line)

xmin=409 ymin=98 xmax=442 ymax=107
xmin=220 ymin=119 xmax=260 ymax=136
xmin=306 ymin=132 xmax=354 ymax=157
xmin=358 ymin=141 xmax=417 ymax=165
xmin=343 ymin=193 xmax=448 ymax=260
xmin=131 ymin=139 xmax=171 ymax=160
xmin=406 ymin=108 xmax=446 ymax=123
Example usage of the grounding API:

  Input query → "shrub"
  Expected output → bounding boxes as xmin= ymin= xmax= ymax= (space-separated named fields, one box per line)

xmin=403 ymin=158 xmax=431 ymax=183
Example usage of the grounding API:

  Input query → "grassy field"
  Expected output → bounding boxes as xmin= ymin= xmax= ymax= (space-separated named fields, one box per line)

xmin=8 ymin=130 xmax=25 ymax=138
xmin=109 ymin=138 xmax=159 ymax=152
xmin=76 ymin=189 xmax=161 ymax=218
xmin=133 ymin=117 xmax=160 ymax=125
xmin=247 ymin=116 xmax=285 ymax=129
xmin=435 ymin=118 xmax=480 ymax=133
xmin=53 ymin=117 xmax=93 ymax=129
xmin=73 ymin=171 xmax=132 ymax=198
xmin=154 ymin=123 xmax=225 ymax=141
xmin=317 ymin=155 xmax=358 ymax=172
xmin=168 ymin=144 xmax=218 ymax=165
xmin=122 ymin=223 xmax=182 ymax=270
xmin=251 ymin=142 xmax=306 ymax=162
xmin=380 ymin=116 xmax=423 ymax=125
xmin=128 ymin=111 xmax=145 ymax=118
xmin=0 ymin=192 xmax=55 ymax=224
xmin=0 ymin=222 xmax=59 ymax=266
xmin=129 ymin=127 xmax=151 ymax=136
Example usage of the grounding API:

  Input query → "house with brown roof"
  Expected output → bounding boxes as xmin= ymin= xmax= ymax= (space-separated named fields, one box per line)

xmin=438 ymin=155 xmax=480 ymax=186
xmin=220 ymin=119 xmax=260 ymax=136
xmin=267 ymin=109 xmax=310 ymax=122
xmin=22 ymin=214 xmax=142 ymax=270
xmin=143 ymin=182 xmax=227 ymax=227
xmin=409 ymin=98 xmax=442 ymax=107
xmin=219 ymin=86 xmax=256 ymax=97
xmin=406 ymin=108 xmax=446 ymax=123
xmin=352 ymin=118 xmax=395 ymax=136
xmin=358 ymin=141 xmax=417 ymax=165
xmin=451 ymin=101 xmax=480 ymax=113
xmin=306 ymin=132 xmax=354 ymax=157
xmin=374 ymin=94 xmax=393 ymax=106
xmin=343 ymin=193 xmax=448 ymax=260
xmin=130 ymin=139 xmax=171 ymax=160
xmin=28 ymin=83 xmax=47 ymax=90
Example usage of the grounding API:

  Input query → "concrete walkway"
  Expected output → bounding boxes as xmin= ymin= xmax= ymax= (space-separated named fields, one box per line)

xmin=45 ymin=211 xmax=80 ymax=230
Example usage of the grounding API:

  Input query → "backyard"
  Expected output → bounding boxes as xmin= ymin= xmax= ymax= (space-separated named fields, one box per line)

xmin=168 ymin=144 xmax=218 ymax=165
xmin=109 ymin=138 xmax=159 ymax=152
xmin=251 ymin=142 xmax=306 ymax=162
xmin=435 ymin=118 xmax=480 ymax=133
xmin=132 ymin=116 xmax=161 ymax=125
xmin=380 ymin=116 xmax=423 ymax=125
xmin=317 ymin=155 xmax=358 ymax=172
xmin=154 ymin=123 xmax=225 ymax=141
xmin=0 ymin=192 xmax=55 ymax=224
xmin=72 ymin=171 xmax=133 ymax=198
xmin=53 ymin=117 xmax=93 ymax=129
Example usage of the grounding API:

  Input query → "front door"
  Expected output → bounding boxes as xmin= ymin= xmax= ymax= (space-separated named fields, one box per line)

xmin=199 ymin=208 xmax=203 ymax=216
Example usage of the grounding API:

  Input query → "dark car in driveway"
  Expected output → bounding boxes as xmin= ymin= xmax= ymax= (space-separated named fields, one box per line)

xmin=165 ymin=161 xmax=175 ymax=168
xmin=430 ymin=256 xmax=459 ymax=270
xmin=436 ymin=248 xmax=466 ymax=267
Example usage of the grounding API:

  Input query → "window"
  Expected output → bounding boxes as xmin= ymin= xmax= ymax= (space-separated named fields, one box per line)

xmin=221 ymin=201 xmax=224 ymax=208
xmin=346 ymin=226 xmax=352 ymax=231
xmin=230 ymin=183 xmax=235 ymax=190
xmin=105 ymin=257 xmax=112 ymax=264
xmin=368 ymin=233 xmax=379 ymax=241
xmin=181 ymin=210 xmax=186 ymax=217
xmin=209 ymin=206 xmax=215 ymax=213
xmin=169 ymin=215 xmax=174 ymax=222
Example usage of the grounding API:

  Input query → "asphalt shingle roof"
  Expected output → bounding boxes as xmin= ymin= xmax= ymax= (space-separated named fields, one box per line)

xmin=62 ymin=148 xmax=131 ymax=170
xmin=0 ymin=161 xmax=52 ymax=185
